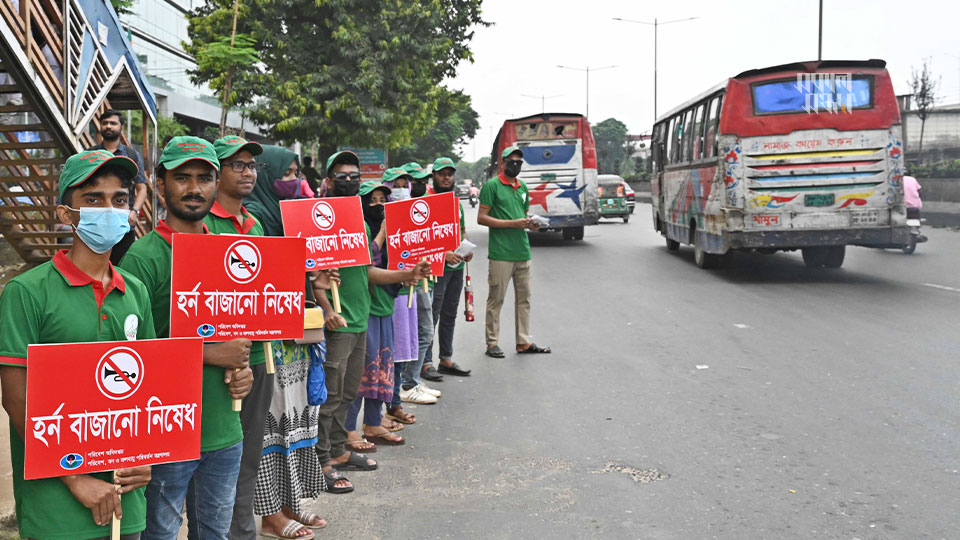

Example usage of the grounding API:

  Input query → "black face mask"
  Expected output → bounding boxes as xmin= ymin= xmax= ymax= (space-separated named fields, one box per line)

xmin=411 ymin=182 xmax=427 ymax=197
xmin=333 ymin=179 xmax=360 ymax=197
xmin=504 ymin=162 xmax=523 ymax=178
xmin=362 ymin=203 xmax=384 ymax=230
xmin=432 ymin=180 xmax=454 ymax=193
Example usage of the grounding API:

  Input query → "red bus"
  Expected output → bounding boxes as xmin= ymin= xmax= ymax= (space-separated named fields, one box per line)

xmin=650 ymin=59 xmax=909 ymax=268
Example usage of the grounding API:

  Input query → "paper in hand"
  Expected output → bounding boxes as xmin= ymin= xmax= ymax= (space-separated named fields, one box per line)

xmin=454 ymin=239 xmax=477 ymax=258
xmin=530 ymin=215 xmax=550 ymax=228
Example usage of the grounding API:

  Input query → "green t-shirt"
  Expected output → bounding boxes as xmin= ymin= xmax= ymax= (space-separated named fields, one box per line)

xmin=0 ymin=250 xmax=155 ymax=540
xmin=326 ymin=223 xmax=372 ymax=333
xmin=119 ymin=222 xmax=243 ymax=452
xmin=202 ymin=202 xmax=267 ymax=365
xmin=447 ymin=200 xmax=467 ymax=271
xmin=368 ymin=229 xmax=395 ymax=318
xmin=479 ymin=175 xmax=531 ymax=261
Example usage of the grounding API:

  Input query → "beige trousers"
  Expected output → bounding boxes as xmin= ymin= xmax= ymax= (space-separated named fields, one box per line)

xmin=485 ymin=259 xmax=531 ymax=348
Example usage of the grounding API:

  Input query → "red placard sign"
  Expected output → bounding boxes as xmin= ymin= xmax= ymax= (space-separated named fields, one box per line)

xmin=24 ymin=338 xmax=203 ymax=479
xmin=384 ymin=192 xmax=460 ymax=276
xmin=280 ymin=197 xmax=372 ymax=271
xmin=170 ymin=234 xmax=306 ymax=342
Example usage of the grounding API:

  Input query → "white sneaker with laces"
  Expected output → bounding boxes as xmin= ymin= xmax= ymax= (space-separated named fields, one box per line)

xmin=418 ymin=382 xmax=441 ymax=398
xmin=400 ymin=385 xmax=437 ymax=404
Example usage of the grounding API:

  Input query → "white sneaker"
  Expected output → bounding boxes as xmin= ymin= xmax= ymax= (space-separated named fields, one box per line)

xmin=400 ymin=385 xmax=437 ymax=404
xmin=418 ymin=382 xmax=441 ymax=398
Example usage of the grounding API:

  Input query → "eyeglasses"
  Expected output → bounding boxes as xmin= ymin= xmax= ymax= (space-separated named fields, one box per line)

xmin=227 ymin=161 xmax=264 ymax=173
xmin=333 ymin=172 xmax=362 ymax=181
xmin=505 ymin=159 xmax=523 ymax=166
xmin=285 ymin=167 xmax=301 ymax=176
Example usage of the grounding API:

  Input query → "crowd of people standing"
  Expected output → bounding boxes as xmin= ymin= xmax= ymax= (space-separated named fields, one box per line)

xmin=0 ymin=110 xmax=550 ymax=540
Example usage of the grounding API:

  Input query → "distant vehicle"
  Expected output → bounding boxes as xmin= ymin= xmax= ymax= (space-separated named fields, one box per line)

xmin=487 ymin=113 xmax=599 ymax=241
xmin=597 ymin=174 xmax=631 ymax=223
xmin=622 ymin=181 xmax=636 ymax=213
xmin=455 ymin=181 xmax=470 ymax=198
xmin=650 ymin=59 xmax=910 ymax=269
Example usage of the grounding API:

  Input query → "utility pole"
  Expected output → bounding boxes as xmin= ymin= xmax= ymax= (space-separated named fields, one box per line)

xmin=613 ymin=15 xmax=698 ymax=123
xmin=818 ymin=0 xmax=823 ymax=61
xmin=521 ymin=93 xmax=564 ymax=113
xmin=556 ymin=65 xmax=616 ymax=119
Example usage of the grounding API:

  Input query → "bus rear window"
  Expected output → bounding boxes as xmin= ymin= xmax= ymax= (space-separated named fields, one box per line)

xmin=752 ymin=76 xmax=872 ymax=114
xmin=515 ymin=122 xmax=579 ymax=140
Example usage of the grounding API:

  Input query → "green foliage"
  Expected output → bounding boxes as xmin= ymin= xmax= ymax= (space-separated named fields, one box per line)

xmin=910 ymin=159 xmax=960 ymax=178
xmin=593 ymin=118 xmax=630 ymax=175
xmin=454 ymin=156 xmax=489 ymax=182
xmin=909 ymin=59 xmax=940 ymax=154
xmin=128 ymin=111 xmax=189 ymax=147
xmin=110 ymin=0 xmax=134 ymax=16
xmin=185 ymin=0 xmax=486 ymax=147
xmin=388 ymin=89 xmax=479 ymax=166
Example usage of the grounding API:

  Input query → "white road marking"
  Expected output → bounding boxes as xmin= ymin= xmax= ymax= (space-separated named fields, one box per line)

xmin=923 ymin=283 xmax=960 ymax=293
xmin=734 ymin=323 xmax=750 ymax=329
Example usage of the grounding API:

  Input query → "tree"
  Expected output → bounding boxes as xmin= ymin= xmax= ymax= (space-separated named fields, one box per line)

xmin=593 ymin=118 xmax=630 ymax=175
xmin=128 ymin=111 xmax=189 ymax=148
xmin=909 ymin=59 xmax=940 ymax=155
xmin=454 ymin=156 xmax=489 ymax=182
xmin=110 ymin=0 xmax=134 ymax=16
xmin=184 ymin=0 xmax=260 ymax=138
xmin=388 ymin=89 xmax=479 ymax=166
xmin=185 ymin=0 xmax=486 ymax=151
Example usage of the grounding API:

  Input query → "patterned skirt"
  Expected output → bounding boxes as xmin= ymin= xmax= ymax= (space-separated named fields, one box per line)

xmin=392 ymin=295 xmax=418 ymax=363
xmin=254 ymin=340 xmax=327 ymax=515
xmin=358 ymin=315 xmax=395 ymax=402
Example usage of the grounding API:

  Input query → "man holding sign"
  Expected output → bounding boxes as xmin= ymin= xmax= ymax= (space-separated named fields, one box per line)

xmin=120 ymin=137 xmax=253 ymax=540
xmin=308 ymin=151 xmax=430 ymax=494
xmin=0 ymin=150 xmax=155 ymax=539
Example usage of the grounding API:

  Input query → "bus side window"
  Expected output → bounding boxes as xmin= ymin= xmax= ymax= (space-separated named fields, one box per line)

xmin=680 ymin=109 xmax=694 ymax=163
xmin=692 ymin=103 xmax=706 ymax=161
xmin=665 ymin=117 xmax=676 ymax=166
xmin=704 ymin=96 xmax=721 ymax=158
xmin=672 ymin=113 xmax=684 ymax=164
xmin=652 ymin=124 xmax=662 ymax=173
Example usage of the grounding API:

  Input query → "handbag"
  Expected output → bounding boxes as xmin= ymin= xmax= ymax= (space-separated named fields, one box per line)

xmin=296 ymin=307 xmax=325 ymax=344
xmin=306 ymin=341 xmax=327 ymax=406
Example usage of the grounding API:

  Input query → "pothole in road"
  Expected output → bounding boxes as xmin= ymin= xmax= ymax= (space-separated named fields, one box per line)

xmin=595 ymin=461 xmax=669 ymax=484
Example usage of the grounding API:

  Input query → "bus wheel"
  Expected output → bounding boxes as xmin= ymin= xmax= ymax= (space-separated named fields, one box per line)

xmin=693 ymin=233 xmax=720 ymax=269
xmin=564 ymin=226 xmax=584 ymax=241
xmin=666 ymin=237 xmax=680 ymax=251
xmin=823 ymin=246 xmax=845 ymax=268
xmin=802 ymin=247 xmax=826 ymax=268
xmin=622 ymin=214 xmax=630 ymax=223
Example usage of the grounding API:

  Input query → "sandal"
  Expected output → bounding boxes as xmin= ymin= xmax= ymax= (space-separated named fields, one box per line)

xmin=293 ymin=511 xmax=327 ymax=530
xmin=382 ymin=419 xmax=404 ymax=432
xmin=262 ymin=519 xmax=315 ymax=539
xmin=322 ymin=469 xmax=354 ymax=494
xmin=517 ymin=343 xmax=551 ymax=354
xmin=386 ymin=406 xmax=416 ymax=424
xmin=345 ymin=437 xmax=376 ymax=453
xmin=363 ymin=427 xmax=405 ymax=446
xmin=485 ymin=345 xmax=505 ymax=358
xmin=331 ymin=451 xmax=378 ymax=471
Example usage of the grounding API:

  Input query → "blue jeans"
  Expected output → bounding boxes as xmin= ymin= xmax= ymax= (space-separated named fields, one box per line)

xmin=401 ymin=288 xmax=433 ymax=388
xmin=143 ymin=442 xmax=243 ymax=540
xmin=426 ymin=267 xmax=463 ymax=362
xmin=345 ymin=397 xmax=383 ymax=431
xmin=390 ymin=362 xmax=402 ymax=408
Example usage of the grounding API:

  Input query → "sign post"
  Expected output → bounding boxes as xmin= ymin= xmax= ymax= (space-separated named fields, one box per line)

xmin=280 ymin=197 xmax=372 ymax=314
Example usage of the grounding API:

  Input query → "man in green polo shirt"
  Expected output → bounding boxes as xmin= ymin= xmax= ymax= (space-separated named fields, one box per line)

xmin=203 ymin=136 xmax=272 ymax=540
xmin=423 ymin=156 xmax=472 ymax=377
xmin=478 ymin=145 xmax=551 ymax=358
xmin=311 ymin=151 xmax=430 ymax=494
xmin=0 ymin=150 xmax=155 ymax=540
xmin=119 ymin=136 xmax=254 ymax=540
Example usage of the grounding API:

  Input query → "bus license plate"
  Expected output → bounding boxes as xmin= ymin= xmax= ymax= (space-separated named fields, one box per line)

xmin=804 ymin=193 xmax=835 ymax=207
xmin=540 ymin=173 xmax=557 ymax=181
xmin=850 ymin=210 xmax=879 ymax=225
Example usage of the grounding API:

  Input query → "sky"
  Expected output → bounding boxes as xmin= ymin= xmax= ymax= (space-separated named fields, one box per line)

xmin=449 ymin=0 xmax=960 ymax=161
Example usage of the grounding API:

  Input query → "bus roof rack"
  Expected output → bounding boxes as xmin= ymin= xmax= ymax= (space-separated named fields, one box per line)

xmin=734 ymin=59 xmax=886 ymax=79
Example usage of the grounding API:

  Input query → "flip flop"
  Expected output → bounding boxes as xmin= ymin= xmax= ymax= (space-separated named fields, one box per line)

xmin=322 ymin=469 xmax=354 ymax=494
xmin=517 ymin=343 xmax=551 ymax=354
xmin=332 ymin=451 xmax=378 ymax=471
xmin=346 ymin=437 xmax=377 ymax=453
xmin=386 ymin=406 xmax=416 ymax=424
xmin=294 ymin=512 xmax=327 ymax=530
xmin=382 ymin=419 xmax=404 ymax=432
xmin=262 ymin=519 xmax=315 ymax=539
xmin=485 ymin=345 xmax=505 ymax=358
xmin=364 ymin=432 xmax=405 ymax=446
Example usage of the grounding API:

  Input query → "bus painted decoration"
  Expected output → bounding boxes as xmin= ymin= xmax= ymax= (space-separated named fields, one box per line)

xmin=649 ymin=59 xmax=911 ymax=269
xmin=24 ymin=338 xmax=203 ymax=479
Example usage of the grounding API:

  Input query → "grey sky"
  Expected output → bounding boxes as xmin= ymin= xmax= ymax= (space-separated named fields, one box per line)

xmin=450 ymin=0 xmax=960 ymax=160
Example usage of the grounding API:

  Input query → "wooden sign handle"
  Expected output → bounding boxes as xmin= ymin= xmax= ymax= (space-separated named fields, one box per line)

xmin=407 ymin=285 xmax=415 ymax=308
xmin=111 ymin=471 xmax=121 ymax=540
xmin=330 ymin=279 xmax=342 ymax=313
xmin=264 ymin=342 xmax=274 ymax=375
xmin=232 ymin=367 xmax=242 ymax=411
xmin=420 ymin=257 xmax=429 ymax=292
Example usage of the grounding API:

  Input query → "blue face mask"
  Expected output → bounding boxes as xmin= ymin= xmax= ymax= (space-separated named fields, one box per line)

xmin=68 ymin=207 xmax=131 ymax=254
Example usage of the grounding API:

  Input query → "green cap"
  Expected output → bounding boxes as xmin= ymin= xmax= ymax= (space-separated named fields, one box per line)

xmin=381 ymin=167 xmax=411 ymax=184
xmin=326 ymin=150 xmax=360 ymax=172
xmin=359 ymin=180 xmax=391 ymax=197
xmin=159 ymin=136 xmax=220 ymax=172
xmin=501 ymin=145 xmax=524 ymax=160
xmin=401 ymin=161 xmax=431 ymax=179
xmin=432 ymin=157 xmax=456 ymax=172
xmin=59 ymin=149 xmax=139 ymax=200
xmin=213 ymin=135 xmax=263 ymax=161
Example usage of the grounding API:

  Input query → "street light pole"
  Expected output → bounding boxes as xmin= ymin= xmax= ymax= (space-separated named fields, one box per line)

xmin=613 ymin=15 xmax=698 ymax=123
xmin=818 ymin=0 xmax=823 ymax=61
xmin=521 ymin=93 xmax=564 ymax=113
xmin=556 ymin=65 xmax=616 ymax=119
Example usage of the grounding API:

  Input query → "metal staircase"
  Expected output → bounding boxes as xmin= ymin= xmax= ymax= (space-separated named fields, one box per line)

xmin=0 ymin=0 xmax=156 ymax=264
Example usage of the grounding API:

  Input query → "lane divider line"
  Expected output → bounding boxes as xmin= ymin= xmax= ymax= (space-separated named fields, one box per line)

xmin=923 ymin=283 xmax=960 ymax=293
